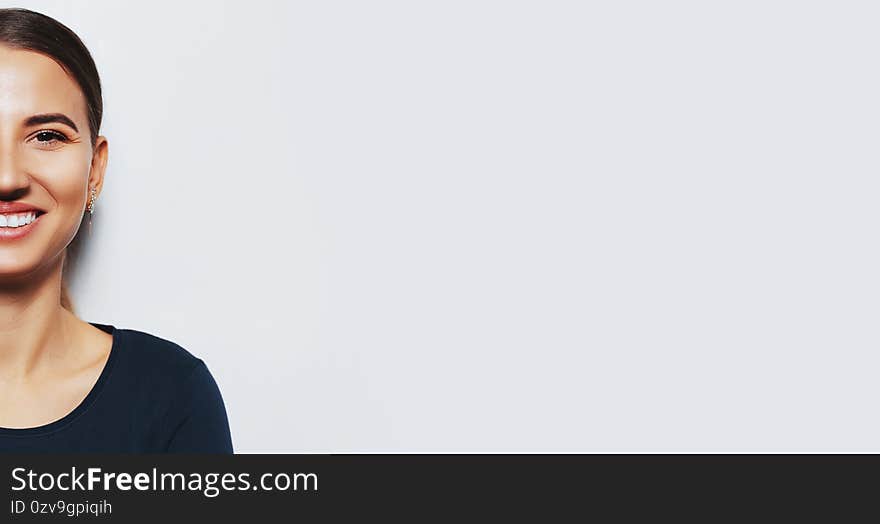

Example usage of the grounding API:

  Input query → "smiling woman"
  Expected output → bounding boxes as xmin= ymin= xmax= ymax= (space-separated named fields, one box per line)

xmin=0 ymin=8 xmax=233 ymax=453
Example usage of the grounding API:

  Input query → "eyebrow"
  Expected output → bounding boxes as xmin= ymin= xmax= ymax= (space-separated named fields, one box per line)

xmin=24 ymin=113 xmax=79 ymax=133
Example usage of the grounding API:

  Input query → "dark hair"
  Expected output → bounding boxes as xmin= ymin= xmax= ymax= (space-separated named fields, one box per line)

xmin=0 ymin=8 xmax=104 ymax=312
xmin=0 ymin=8 xmax=103 ymax=146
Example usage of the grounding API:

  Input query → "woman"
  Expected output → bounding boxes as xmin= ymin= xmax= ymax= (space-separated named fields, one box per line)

xmin=0 ymin=8 xmax=233 ymax=453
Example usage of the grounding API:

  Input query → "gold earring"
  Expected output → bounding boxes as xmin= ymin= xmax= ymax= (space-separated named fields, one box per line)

xmin=87 ymin=187 xmax=98 ymax=214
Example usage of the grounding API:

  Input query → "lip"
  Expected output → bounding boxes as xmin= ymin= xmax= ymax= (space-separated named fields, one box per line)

xmin=0 ymin=212 xmax=44 ymax=242
xmin=0 ymin=202 xmax=46 ymax=214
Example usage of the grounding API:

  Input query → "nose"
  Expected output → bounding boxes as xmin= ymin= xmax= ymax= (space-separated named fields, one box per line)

xmin=0 ymin=141 xmax=30 ymax=200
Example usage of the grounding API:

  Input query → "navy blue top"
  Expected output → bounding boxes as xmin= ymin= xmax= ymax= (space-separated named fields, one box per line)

xmin=0 ymin=323 xmax=233 ymax=453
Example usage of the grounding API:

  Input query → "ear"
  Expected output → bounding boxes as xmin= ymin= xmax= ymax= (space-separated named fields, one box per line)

xmin=88 ymin=136 xmax=109 ymax=196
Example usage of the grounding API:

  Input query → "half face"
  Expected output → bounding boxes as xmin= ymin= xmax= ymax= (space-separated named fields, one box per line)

xmin=0 ymin=45 xmax=104 ymax=282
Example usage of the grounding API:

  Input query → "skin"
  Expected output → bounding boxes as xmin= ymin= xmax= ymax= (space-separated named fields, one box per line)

xmin=0 ymin=45 xmax=111 ymax=429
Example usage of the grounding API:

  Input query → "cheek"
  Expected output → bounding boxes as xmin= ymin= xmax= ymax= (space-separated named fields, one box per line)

xmin=54 ymin=175 xmax=89 ymax=210
xmin=41 ymin=164 xmax=90 ymax=257
xmin=25 ymin=149 xmax=94 ymax=254
xmin=26 ymin=149 xmax=92 ymax=210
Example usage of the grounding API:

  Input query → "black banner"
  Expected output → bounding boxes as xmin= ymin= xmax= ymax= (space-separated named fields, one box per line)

xmin=0 ymin=455 xmax=873 ymax=520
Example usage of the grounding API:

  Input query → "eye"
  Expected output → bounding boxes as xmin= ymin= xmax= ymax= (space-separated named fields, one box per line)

xmin=30 ymin=130 xmax=71 ymax=148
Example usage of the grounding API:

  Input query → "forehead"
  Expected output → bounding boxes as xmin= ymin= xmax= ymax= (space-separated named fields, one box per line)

xmin=0 ymin=45 xmax=87 ymax=124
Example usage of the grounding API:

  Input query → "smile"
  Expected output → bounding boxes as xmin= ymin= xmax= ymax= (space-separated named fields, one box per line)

xmin=0 ymin=211 xmax=39 ymax=228
xmin=0 ymin=210 xmax=45 ymax=241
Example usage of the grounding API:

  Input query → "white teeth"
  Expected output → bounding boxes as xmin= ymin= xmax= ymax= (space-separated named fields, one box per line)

xmin=0 ymin=211 xmax=37 ymax=228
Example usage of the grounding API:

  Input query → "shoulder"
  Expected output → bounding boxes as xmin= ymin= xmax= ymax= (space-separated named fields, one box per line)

xmin=107 ymin=326 xmax=219 ymax=412
xmin=111 ymin=326 xmax=223 ymax=407
xmin=114 ymin=327 xmax=204 ymax=378
xmin=108 ymin=326 xmax=233 ymax=453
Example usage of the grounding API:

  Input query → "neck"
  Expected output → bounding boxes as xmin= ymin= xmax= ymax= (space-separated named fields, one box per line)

xmin=0 ymin=255 xmax=78 ymax=381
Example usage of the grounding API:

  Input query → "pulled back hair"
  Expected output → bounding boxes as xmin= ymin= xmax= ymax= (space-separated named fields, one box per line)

xmin=0 ymin=8 xmax=104 ymax=312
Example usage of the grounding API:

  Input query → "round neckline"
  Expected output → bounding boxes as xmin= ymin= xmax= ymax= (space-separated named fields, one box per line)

xmin=0 ymin=322 xmax=121 ymax=437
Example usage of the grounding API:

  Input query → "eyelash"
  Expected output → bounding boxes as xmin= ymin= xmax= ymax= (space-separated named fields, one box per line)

xmin=31 ymin=130 xmax=71 ymax=147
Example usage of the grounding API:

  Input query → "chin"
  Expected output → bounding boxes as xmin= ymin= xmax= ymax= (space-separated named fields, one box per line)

xmin=0 ymin=254 xmax=52 ymax=280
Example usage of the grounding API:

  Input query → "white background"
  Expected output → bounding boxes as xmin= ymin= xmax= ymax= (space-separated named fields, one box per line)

xmin=8 ymin=0 xmax=880 ymax=451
